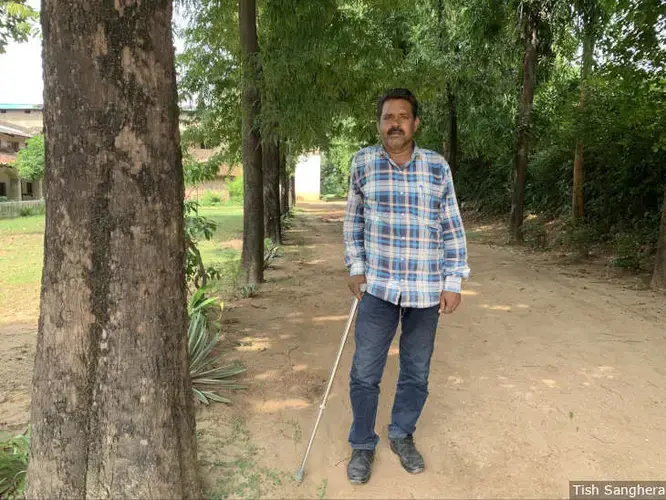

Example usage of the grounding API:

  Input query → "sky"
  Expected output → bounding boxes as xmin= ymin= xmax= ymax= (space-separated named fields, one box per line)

xmin=0 ymin=0 xmax=42 ymax=104
xmin=0 ymin=0 xmax=186 ymax=105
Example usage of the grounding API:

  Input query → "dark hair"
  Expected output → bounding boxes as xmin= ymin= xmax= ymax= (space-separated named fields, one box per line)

xmin=377 ymin=88 xmax=419 ymax=121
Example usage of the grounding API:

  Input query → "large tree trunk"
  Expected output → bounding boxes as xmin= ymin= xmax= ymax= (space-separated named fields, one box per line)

xmin=651 ymin=186 xmax=666 ymax=291
xmin=509 ymin=16 xmax=538 ymax=244
xmin=446 ymin=84 xmax=458 ymax=177
xmin=263 ymin=135 xmax=281 ymax=244
xmin=573 ymin=20 xmax=595 ymax=224
xmin=279 ymin=145 xmax=289 ymax=216
xmin=239 ymin=0 xmax=264 ymax=284
xmin=26 ymin=1 xmax=201 ymax=497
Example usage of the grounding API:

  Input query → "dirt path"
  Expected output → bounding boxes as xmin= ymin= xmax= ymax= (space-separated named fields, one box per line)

xmin=2 ymin=202 xmax=666 ymax=498
xmin=196 ymin=202 xmax=666 ymax=499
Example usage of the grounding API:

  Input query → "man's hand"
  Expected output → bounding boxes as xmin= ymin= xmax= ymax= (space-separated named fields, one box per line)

xmin=348 ymin=274 xmax=367 ymax=300
xmin=439 ymin=291 xmax=461 ymax=314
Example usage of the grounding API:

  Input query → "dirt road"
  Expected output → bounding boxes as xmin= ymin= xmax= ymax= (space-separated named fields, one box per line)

xmin=3 ymin=202 xmax=666 ymax=498
xmin=197 ymin=203 xmax=666 ymax=499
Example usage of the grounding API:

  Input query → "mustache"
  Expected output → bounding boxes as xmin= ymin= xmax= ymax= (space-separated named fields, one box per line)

xmin=388 ymin=128 xmax=404 ymax=135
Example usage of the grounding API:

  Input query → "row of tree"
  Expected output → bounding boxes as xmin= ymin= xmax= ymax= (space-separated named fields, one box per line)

xmin=0 ymin=0 xmax=664 ymax=495
xmin=178 ymin=0 xmax=665 ymax=290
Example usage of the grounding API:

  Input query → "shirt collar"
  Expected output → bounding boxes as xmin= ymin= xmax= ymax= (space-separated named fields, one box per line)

xmin=380 ymin=141 xmax=422 ymax=168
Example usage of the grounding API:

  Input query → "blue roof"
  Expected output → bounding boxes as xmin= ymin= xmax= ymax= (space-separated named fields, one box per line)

xmin=0 ymin=104 xmax=43 ymax=110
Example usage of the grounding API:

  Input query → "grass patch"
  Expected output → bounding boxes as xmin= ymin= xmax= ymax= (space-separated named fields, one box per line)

xmin=277 ymin=418 xmax=302 ymax=443
xmin=196 ymin=205 xmax=244 ymax=300
xmin=317 ymin=478 xmax=328 ymax=499
xmin=200 ymin=419 xmax=291 ymax=500
xmin=0 ymin=215 xmax=45 ymax=323
xmin=0 ymin=215 xmax=45 ymax=235
xmin=198 ymin=206 xmax=244 ymax=242
xmin=464 ymin=230 xmax=487 ymax=242
xmin=0 ymin=206 xmax=246 ymax=323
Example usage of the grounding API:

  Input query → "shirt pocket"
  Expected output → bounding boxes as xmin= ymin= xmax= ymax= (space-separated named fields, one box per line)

xmin=364 ymin=184 xmax=393 ymax=220
xmin=417 ymin=183 xmax=442 ymax=225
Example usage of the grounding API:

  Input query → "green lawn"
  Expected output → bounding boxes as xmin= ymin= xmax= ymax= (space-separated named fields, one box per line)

xmin=197 ymin=205 xmax=244 ymax=270
xmin=0 ymin=205 xmax=244 ymax=324
xmin=0 ymin=214 xmax=45 ymax=324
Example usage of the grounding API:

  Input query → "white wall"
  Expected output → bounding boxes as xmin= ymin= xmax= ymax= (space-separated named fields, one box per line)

xmin=294 ymin=152 xmax=320 ymax=201
xmin=0 ymin=110 xmax=43 ymax=133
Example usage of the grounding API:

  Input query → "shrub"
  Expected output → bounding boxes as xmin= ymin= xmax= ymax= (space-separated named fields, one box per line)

xmin=200 ymin=190 xmax=222 ymax=206
xmin=184 ymin=200 xmax=221 ymax=290
xmin=610 ymin=232 xmax=647 ymax=271
xmin=0 ymin=427 xmax=29 ymax=498
xmin=281 ymin=209 xmax=295 ymax=230
xmin=187 ymin=288 xmax=246 ymax=404
xmin=226 ymin=175 xmax=243 ymax=202
xmin=264 ymin=238 xmax=280 ymax=269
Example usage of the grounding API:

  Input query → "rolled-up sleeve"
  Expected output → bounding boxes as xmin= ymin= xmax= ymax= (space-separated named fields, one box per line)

xmin=440 ymin=164 xmax=470 ymax=293
xmin=343 ymin=154 xmax=366 ymax=276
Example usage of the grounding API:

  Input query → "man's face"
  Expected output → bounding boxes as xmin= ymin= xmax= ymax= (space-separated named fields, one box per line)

xmin=378 ymin=98 xmax=419 ymax=151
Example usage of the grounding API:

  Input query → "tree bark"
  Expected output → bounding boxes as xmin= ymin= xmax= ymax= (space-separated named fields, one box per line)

xmin=651 ymin=185 xmax=666 ymax=291
xmin=26 ymin=1 xmax=201 ymax=497
xmin=290 ymin=174 xmax=296 ymax=207
xmin=263 ymin=135 xmax=281 ymax=244
xmin=446 ymin=84 xmax=458 ymax=177
xmin=279 ymin=146 xmax=289 ymax=216
xmin=239 ymin=0 xmax=264 ymax=284
xmin=573 ymin=19 xmax=595 ymax=224
xmin=509 ymin=15 xmax=538 ymax=244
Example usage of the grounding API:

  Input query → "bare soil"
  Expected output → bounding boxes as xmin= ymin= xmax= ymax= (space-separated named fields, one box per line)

xmin=3 ymin=201 xmax=666 ymax=498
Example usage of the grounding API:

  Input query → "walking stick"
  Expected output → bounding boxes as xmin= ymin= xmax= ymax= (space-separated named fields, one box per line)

xmin=295 ymin=287 xmax=364 ymax=483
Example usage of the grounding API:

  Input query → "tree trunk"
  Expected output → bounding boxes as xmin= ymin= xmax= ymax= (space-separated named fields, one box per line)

xmin=573 ymin=20 xmax=595 ymax=224
xmin=263 ymin=135 xmax=281 ymax=244
xmin=572 ymin=143 xmax=585 ymax=222
xmin=509 ymin=16 xmax=538 ymax=244
xmin=239 ymin=0 xmax=264 ymax=284
xmin=279 ymin=145 xmax=289 ymax=215
xmin=651 ymin=185 xmax=666 ymax=291
xmin=290 ymin=175 xmax=296 ymax=207
xmin=446 ymin=84 xmax=458 ymax=177
xmin=26 ymin=1 xmax=201 ymax=497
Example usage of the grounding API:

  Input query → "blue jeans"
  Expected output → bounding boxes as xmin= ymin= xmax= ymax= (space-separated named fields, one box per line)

xmin=348 ymin=292 xmax=440 ymax=450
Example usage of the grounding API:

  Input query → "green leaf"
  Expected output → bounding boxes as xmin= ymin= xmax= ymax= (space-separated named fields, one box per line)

xmin=13 ymin=134 xmax=44 ymax=181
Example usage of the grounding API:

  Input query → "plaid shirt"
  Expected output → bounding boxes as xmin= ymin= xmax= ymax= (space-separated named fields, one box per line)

xmin=343 ymin=143 xmax=470 ymax=308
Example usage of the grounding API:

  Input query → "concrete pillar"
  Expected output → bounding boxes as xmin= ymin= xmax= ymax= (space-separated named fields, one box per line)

xmin=9 ymin=178 xmax=22 ymax=201
xmin=34 ymin=179 xmax=43 ymax=199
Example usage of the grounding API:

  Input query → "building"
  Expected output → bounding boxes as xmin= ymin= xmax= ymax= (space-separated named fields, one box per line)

xmin=294 ymin=151 xmax=321 ymax=202
xmin=0 ymin=120 xmax=43 ymax=201
xmin=179 ymin=107 xmax=244 ymax=201
xmin=0 ymin=103 xmax=44 ymax=134
xmin=0 ymin=103 xmax=321 ymax=204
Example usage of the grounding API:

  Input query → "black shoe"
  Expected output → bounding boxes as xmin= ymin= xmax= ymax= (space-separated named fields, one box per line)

xmin=347 ymin=449 xmax=375 ymax=484
xmin=390 ymin=435 xmax=424 ymax=474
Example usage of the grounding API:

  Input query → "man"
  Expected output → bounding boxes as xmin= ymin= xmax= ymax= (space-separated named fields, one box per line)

xmin=342 ymin=88 xmax=470 ymax=484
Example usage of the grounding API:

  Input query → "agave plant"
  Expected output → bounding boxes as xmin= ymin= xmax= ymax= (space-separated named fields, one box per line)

xmin=187 ymin=293 xmax=246 ymax=404
xmin=264 ymin=238 xmax=280 ymax=269
xmin=188 ymin=286 xmax=219 ymax=316
xmin=0 ymin=427 xmax=30 ymax=498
